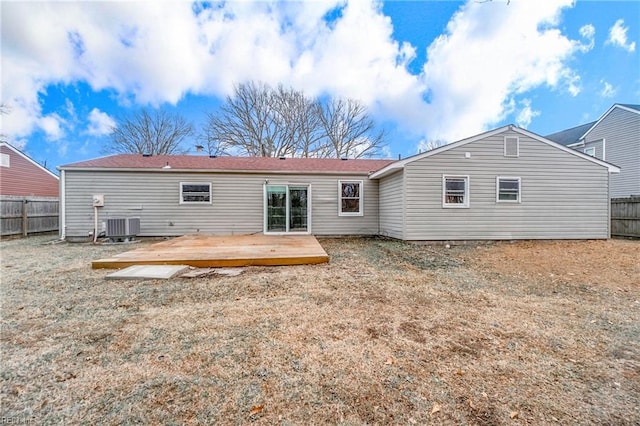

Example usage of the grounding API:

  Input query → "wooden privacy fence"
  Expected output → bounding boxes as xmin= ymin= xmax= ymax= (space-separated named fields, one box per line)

xmin=0 ymin=196 xmax=59 ymax=237
xmin=611 ymin=196 xmax=640 ymax=238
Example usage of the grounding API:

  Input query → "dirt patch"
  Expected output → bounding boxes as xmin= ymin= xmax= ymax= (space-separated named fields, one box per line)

xmin=1 ymin=236 xmax=638 ymax=424
xmin=465 ymin=239 xmax=639 ymax=290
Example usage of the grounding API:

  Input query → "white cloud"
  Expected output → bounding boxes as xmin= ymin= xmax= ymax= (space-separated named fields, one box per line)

xmin=2 ymin=0 xmax=590 ymax=156
xmin=65 ymin=99 xmax=76 ymax=119
xmin=2 ymin=0 xmax=424 ymax=141
xmin=578 ymin=24 xmax=595 ymax=52
xmin=38 ymin=114 xmax=65 ymax=141
xmin=600 ymin=80 xmax=617 ymax=98
xmin=515 ymin=99 xmax=540 ymax=129
xmin=419 ymin=0 xmax=585 ymax=145
xmin=607 ymin=19 xmax=636 ymax=52
xmin=86 ymin=108 xmax=116 ymax=136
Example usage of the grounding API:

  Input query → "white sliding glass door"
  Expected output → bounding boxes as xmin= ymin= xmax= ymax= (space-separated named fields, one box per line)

xmin=265 ymin=184 xmax=309 ymax=233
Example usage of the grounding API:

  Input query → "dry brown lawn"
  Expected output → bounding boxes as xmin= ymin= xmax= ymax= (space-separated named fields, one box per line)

xmin=1 ymin=235 xmax=638 ymax=424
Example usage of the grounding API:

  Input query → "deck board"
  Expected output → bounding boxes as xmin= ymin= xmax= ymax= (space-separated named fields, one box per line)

xmin=92 ymin=234 xmax=329 ymax=269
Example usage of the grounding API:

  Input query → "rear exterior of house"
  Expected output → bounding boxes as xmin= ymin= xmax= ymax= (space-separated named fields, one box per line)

xmin=59 ymin=156 xmax=392 ymax=241
xmin=546 ymin=104 xmax=640 ymax=198
xmin=0 ymin=143 xmax=59 ymax=197
xmin=59 ymin=125 xmax=619 ymax=242
xmin=373 ymin=126 xmax=619 ymax=240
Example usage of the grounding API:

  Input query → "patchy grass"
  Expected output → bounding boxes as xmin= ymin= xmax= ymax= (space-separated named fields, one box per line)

xmin=1 ymin=236 xmax=638 ymax=424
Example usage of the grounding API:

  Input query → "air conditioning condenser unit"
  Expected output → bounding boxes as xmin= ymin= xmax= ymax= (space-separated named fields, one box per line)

xmin=106 ymin=217 xmax=140 ymax=242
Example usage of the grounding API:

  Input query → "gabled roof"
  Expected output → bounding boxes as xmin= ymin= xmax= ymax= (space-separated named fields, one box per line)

xmin=545 ymin=122 xmax=596 ymax=146
xmin=618 ymin=104 xmax=640 ymax=112
xmin=546 ymin=104 xmax=640 ymax=147
xmin=369 ymin=125 xmax=620 ymax=179
xmin=580 ymin=103 xmax=640 ymax=141
xmin=0 ymin=142 xmax=59 ymax=179
xmin=59 ymin=154 xmax=395 ymax=175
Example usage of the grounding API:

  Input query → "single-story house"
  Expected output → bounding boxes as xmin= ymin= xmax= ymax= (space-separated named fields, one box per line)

xmin=58 ymin=125 xmax=619 ymax=241
xmin=545 ymin=103 xmax=639 ymax=198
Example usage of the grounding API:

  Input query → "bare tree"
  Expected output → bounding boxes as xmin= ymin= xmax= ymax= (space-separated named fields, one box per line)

xmin=1 ymin=104 xmax=11 ymax=143
xmin=203 ymin=82 xmax=387 ymax=158
xmin=105 ymin=108 xmax=194 ymax=155
xmin=316 ymin=98 xmax=386 ymax=159
xmin=273 ymin=85 xmax=325 ymax=158
xmin=420 ymin=139 xmax=448 ymax=152
xmin=204 ymin=82 xmax=283 ymax=157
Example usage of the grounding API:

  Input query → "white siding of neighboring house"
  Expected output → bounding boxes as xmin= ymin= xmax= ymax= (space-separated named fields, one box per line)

xmin=583 ymin=107 xmax=640 ymax=198
xmin=62 ymin=170 xmax=380 ymax=239
xmin=401 ymin=130 xmax=611 ymax=240
xmin=378 ymin=170 xmax=404 ymax=239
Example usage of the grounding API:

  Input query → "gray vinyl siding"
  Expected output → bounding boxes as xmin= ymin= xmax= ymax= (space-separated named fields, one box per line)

xmin=581 ymin=139 xmax=604 ymax=159
xmin=63 ymin=171 xmax=380 ymax=239
xmin=402 ymin=130 xmax=611 ymax=240
xmin=378 ymin=170 xmax=404 ymax=239
xmin=584 ymin=108 xmax=640 ymax=197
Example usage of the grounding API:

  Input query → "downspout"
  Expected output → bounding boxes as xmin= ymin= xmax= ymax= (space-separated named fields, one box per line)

xmin=371 ymin=174 xmax=380 ymax=236
xmin=93 ymin=206 xmax=99 ymax=243
xmin=60 ymin=169 xmax=66 ymax=240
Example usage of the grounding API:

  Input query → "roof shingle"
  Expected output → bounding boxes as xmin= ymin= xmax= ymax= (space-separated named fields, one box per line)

xmin=545 ymin=121 xmax=595 ymax=146
xmin=59 ymin=154 xmax=395 ymax=174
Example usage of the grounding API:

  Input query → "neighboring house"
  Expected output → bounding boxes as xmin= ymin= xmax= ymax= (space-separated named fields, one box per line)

xmin=0 ymin=142 xmax=59 ymax=197
xmin=58 ymin=125 xmax=619 ymax=241
xmin=545 ymin=104 xmax=640 ymax=198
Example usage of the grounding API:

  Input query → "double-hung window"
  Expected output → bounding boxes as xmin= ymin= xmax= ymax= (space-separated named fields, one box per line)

xmin=442 ymin=175 xmax=469 ymax=208
xmin=496 ymin=177 xmax=521 ymax=203
xmin=338 ymin=180 xmax=363 ymax=216
xmin=180 ymin=182 xmax=212 ymax=204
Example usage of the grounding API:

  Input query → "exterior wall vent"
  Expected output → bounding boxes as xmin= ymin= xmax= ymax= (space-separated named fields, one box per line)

xmin=106 ymin=217 xmax=140 ymax=242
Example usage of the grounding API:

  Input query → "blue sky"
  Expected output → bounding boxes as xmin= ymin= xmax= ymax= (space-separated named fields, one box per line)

xmin=1 ymin=0 xmax=638 ymax=173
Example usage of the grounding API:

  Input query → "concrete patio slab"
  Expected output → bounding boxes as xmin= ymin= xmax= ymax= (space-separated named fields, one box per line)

xmin=105 ymin=264 xmax=190 ymax=280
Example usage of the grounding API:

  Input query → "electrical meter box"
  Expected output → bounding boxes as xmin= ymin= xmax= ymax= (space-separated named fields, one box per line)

xmin=92 ymin=195 xmax=104 ymax=207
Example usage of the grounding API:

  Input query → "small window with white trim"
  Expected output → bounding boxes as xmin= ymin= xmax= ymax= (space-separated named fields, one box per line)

xmin=338 ymin=180 xmax=363 ymax=216
xmin=504 ymin=136 xmax=519 ymax=157
xmin=584 ymin=147 xmax=595 ymax=157
xmin=496 ymin=177 xmax=521 ymax=203
xmin=180 ymin=182 xmax=211 ymax=204
xmin=443 ymin=175 xmax=469 ymax=208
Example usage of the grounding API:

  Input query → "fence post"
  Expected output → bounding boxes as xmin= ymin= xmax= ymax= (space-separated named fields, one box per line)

xmin=22 ymin=199 xmax=28 ymax=237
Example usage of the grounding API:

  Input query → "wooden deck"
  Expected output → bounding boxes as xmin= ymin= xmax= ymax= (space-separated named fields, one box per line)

xmin=92 ymin=234 xmax=329 ymax=269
